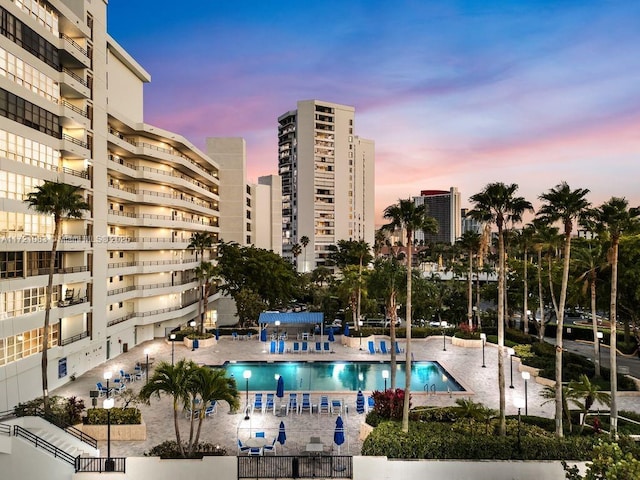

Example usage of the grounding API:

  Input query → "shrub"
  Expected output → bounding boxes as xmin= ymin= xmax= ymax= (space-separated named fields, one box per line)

xmin=14 ymin=395 xmax=85 ymax=425
xmin=454 ymin=323 xmax=480 ymax=340
xmin=145 ymin=440 xmax=227 ymax=458
xmin=371 ymin=389 xmax=407 ymax=420
xmin=84 ymin=407 xmax=141 ymax=425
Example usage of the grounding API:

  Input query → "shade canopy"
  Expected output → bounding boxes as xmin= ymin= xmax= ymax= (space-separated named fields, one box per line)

xmin=277 ymin=421 xmax=287 ymax=445
xmin=258 ymin=312 xmax=324 ymax=325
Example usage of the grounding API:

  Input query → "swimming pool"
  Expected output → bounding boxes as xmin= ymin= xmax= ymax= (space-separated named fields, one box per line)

xmin=218 ymin=361 xmax=464 ymax=393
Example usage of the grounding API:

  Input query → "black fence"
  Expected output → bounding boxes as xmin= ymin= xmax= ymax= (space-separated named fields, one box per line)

xmin=75 ymin=456 xmax=126 ymax=473
xmin=238 ymin=455 xmax=352 ymax=479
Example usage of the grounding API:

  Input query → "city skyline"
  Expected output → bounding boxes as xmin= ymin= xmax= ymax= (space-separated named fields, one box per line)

xmin=107 ymin=0 xmax=640 ymax=225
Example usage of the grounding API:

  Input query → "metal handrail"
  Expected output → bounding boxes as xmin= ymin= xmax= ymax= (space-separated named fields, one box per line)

xmin=12 ymin=425 xmax=77 ymax=466
xmin=34 ymin=408 xmax=98 ymax=449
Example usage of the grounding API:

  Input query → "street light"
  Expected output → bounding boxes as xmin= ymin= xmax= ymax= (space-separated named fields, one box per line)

xmin=103 ymin=371 xmax=112 ymax=399
xmin=596 ymin=331 xmax=603 ymax=370
xmin=442 ymin=373 xmax=451 ymax=398
xmin=472 ymin=306 xmax=478 ymax=328
xmin=480 ymin=333 xmax=486 ymax=368
xmin=103 ymin=396 xmax=115 ymax=471
xmin=144 ymin=348 xmax=150 ymax=384
xmin=441 ymin=321 xmax=447 ymax=351
xmin=382 ymin=369 xmax=389 ymax=390
xmin=507 ymin=347 xmax=515 ymax=389
xmin=170 ymin=333 xmax=176 ymax=365
xmin=243 ymin=370 xmax=252 ymax=420
xmin=275 ymin=320 xmax=281 ymax=340
xmin=521 ymin=371 xmax=530 ymax=416
xmin=358 ymin=320 xmax=363 ymax=349
xmin=189 ymin=321 xmax=196 ymax=351
xmin=514 ymin=398 xmax=525 ymax=453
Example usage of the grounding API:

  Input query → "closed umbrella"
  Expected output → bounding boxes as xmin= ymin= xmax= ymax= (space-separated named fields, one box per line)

xmin=260 ymin=327 xmax=267 ymax=342
xmin=277 ymin=420 xmax=287 ymax=446
xmin=356 ymin=390 xmax=365 ymax=414
xmin=334 ymin=415 xmax=345 ymax=454
xmin=276 ymin=375 xmax=284 ymax=399
xmin=344 ymin=323 xmax=350 ymax=337
xmin=215 ymin=328 xmax=219 ymax=341
xmin=328 ymin=328 xmax=335 ymax=342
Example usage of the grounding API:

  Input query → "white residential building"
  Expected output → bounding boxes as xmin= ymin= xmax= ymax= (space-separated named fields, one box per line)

xmin=278 ymin=100 xmax=375 ymax=272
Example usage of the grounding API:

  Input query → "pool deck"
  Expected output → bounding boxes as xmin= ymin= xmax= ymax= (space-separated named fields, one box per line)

xmin=51 ymin=334 xmax=640 ymax=457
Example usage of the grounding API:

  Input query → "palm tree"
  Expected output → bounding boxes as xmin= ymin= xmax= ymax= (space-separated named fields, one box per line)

xmin=537 ymin=181 xmax=590 ymax=438
xmin=25 ymin=181 xmax=89 ymax=413
xmin=352 ymin=240 xmax=371 ymax=332
xmin=572 ymin=236 xmax=608 ymax=377
xmin=300 ymin=235 xmax=310 ymax=272
xmin=456 ymin=232 xmax=481 ymax=328
xmin=540 ymin=384 xmax=573 ymax=434
xmin=588 ymin=197 xmax=640 ymax=438
xmin=139 ymin=360 xmax=239 ymax=458
xmin=531 ymin=220 xmax=561 ymax=341
xmin=566 ymin=374 xmax=611 ymax=434
xmin=188 ymin=232 xmax=215 ymax=262
xmin=194 ymin=262 xmax=216 ymax=334
xmin=517 ymin=225 xmax=535 ymax=335
xmin=382 ymin=199 xmax=438 ymax=433
xmin=291 ymin=243 xmax=302 ymax=270
xmin=466 ymin=183 xmax=533 ymax=436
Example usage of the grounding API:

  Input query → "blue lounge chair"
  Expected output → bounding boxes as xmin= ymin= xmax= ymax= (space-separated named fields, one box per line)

xmin=287 ymin=393 xmax=298 ymax=415
xmin=319 ymin=395 xmax=330 ymax=415
xmin=367 ymin=341 xmax=376 ymax=355
xmin=367 ymin=396 xmax=375 ymax=412
xmin=205 ymin=400 xmax=217 ymax=417
xmin=255 ymin=431 xmax=265 ymax=438
xmin=278 ymin=340 xmax=285 ymax=354
xmin=331 ymin=398 xmax=343 ymax=414
xmin=269 ymin=340 xmax=277 ymax=354
xmin=232 ymin=331 xmax=239 ymax=341
xmin=323 ymin=342 xmax=331 ymax=353
xmin=238 ymin=439 xmax=250 ymax=454
xmin=315 ymin=341 xmax=322 ymax=352
xmin=96 ymin=382 xmax=112 ymax=397
xmin=379 ymin=341 xmax=389 ymax=354
xmin=252 ymin=393 xmax=264 ymax=414
xmin=292 ymin=342 xmax=300 ymax=353
xmin=301 ymin=341 xmax=309 ymax=353
xmin=300 ymin=393 xmax=312 ymax=414
xmin=394 ymin=341 xmax=404 ymax=354
xmin=265 ymin=393 xmax=275 ymax=414
xmin=262 ymin=437 xmax=277 ymax=455
xmin=120 ymin=369 xmax=133 ymax=383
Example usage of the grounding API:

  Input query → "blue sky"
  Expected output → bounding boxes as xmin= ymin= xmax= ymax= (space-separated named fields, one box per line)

xmin=107 ymin=0 xmax=640 ymax=224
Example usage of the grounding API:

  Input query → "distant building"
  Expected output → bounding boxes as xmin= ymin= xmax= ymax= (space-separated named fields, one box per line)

xmin=278 ymin=100 xmax=375 ymax=271
xmin=461 ymin=208 xmax=482 ymax=235
xmin=413 ymin=188 xmax=461 ymax=245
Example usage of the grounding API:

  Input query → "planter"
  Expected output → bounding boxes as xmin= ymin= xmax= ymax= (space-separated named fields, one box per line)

xmin=79 ymin=418 xmax=147 ymax=441
xmin=183 ymin=337 xmax=217 ymax=349
xmin=452 ymin=336 xmax=482 ymax=348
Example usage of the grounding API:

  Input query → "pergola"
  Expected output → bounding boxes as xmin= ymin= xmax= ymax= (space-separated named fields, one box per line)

xmin=258 ymin=312 xmax=325 ymax=341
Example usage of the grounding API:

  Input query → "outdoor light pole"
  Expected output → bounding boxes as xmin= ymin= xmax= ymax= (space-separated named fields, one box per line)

xmin=103 ymin=370 xmax=112 ymax=399
xmin=144 ymin=348 xmax=150 ymax=384
xmin=358 ymin=320 xmax=363 ymax=349
xmin=597 ymin=331 xmax=603 ymax=370
xmin=480 ymin=333 xmax=486 ymax=368
xmin=190 ymin=321 xmax=196 ymax=350
xmin=507 ymin=347 xmax=515 ymax=388
xmin=522 ymin=371 xmax=530 ymax=416
xmin=170 ymin=333 xmax=176 ymax=366
xmin=382 ymin=369 xmax=389 ymax=391
xmin=441 ymin=321 xmax=447 ymax=351
xmin=243 ymin=370 xmax=252 ymax=420
xmin=275 ymin=320 xmax=281 ymax=340
xmin=472 ymin=306 xmax=478 ymax=328
xmin=104 ymin=397 xmax=115 ymax=471
xmin=514 ymin=398 xmax=525 ymax=453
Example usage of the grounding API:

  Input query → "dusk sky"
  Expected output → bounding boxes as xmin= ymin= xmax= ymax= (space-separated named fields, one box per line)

xmin=107 ymin=1 xmax=640 ymax=226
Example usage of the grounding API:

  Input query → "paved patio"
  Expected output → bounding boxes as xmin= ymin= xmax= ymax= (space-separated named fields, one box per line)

xmin=51 ymin=333 xmax=639 ymax=458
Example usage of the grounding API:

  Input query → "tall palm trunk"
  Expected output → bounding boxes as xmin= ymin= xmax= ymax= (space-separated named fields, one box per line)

xmin=537 ymin=250 xmax=545 ymax=342
xmin=402 ymin=234 xmax=413 ymax=433
xmin=388 ymin=290 xmax=398 ymax=389
xmin=467 ymin=253 xmax=473 ymax=328
xmin=590 ymin=272 xmax=601 ymax=378
xmin=555 ymin=234 xmax=572 ymax=437
xmin=523 ymin=250 xmax=529 ymax=334
xmin=609 ymin=240 xmax=619 ymax=438
xmin=497 ymin=226 xmax=506 ymax=435
xmin=42 ymin=216 xmax=61 ymax=413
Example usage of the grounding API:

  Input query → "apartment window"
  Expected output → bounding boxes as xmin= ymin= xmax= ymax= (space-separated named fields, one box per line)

xmin=0 ymin=88 xmax=61 ymax=137
xmin=0 ymin=251 xmax=23 ymax=278
xmin=0 ymin=129 xmax=60 ymax=170
xmin=0 ymin=325 xmax=59 ymax=366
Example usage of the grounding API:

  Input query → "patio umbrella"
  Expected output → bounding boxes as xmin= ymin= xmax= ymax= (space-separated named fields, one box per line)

xmin=328 ymin=327 xmax=335 ymax=342
xmin=344 ymin=323 xmax=350 ymax=337
xmin=334 ymin=415 xmax=345 ymax=454
xmin=215 ymin=328 xmax=219 ymax=341
xmin=277 ymin=420 xmax=287 ymax=446
xmin=276 ymin=375 xmax=284 ymax=399
xmin=356 ymin=390 xmax=365 ymax=414
xmin=260 ymin=327 xmax=267 ymax=342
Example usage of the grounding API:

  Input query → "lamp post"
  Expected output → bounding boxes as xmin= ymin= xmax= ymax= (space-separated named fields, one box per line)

xmin=480 ymin=333 xmax=486 ymax=368
xmin=441 ymin=321 xmax=447 ymax=351
xmin=170 ymin=333 xmax=176 ymax=366
xmin=189 ymin=321 xmax=196 ymax=350
xmin=472 ymin=306 xmax=478 ymax=328
xmin=144 ymin=348 xmax=150 ymax=384
xmin=358 ymin=320 xmax=363 ymax=349
xmin=514 ymin=398 xmax=525 ymax=453
xmin=521 ymin=371 xmax=530 ymax=416
xmin=103 ymin=396 xmax=115 ymax=471
xmin=243 ymin=370 xmax=252 ymax=420
xmin=103 ymin=370 xmax=112 ymax=399
xmin=596 ymin=331 xmax=603 ymax=371
xmin=507 ymin=347 xmax=515 ymax=388
xmin=275 ymin=320 xmax=281 ymax=340
xmin=382 ymin=369 xmax=389 ymax=391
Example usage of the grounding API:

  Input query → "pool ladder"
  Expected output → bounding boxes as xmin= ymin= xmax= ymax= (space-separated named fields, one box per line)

xmin=423 ymin=383 xmax=436 ymax=395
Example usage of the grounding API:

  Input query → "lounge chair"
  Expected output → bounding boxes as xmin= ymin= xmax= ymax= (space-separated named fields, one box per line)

xmin=379 ymin=341 xmax=389 ymax=354
xmin=252 ymin=393 xmax=264 ymax=414
xmin=96 ymin=382 xmax=112 ymax=398
xmin=112 ymin=378 xmax=126 ymax=394
xmin=265 ymin=393 xmax=275 ymax=414
xmin=300 ymin=393 xmax=311 ymax=414
xmin=205 ymin=400 xmax=217 ymax=417
xmin=319 ymin=395 xmax=330 ymax=415
xmin=134 ymin=365 xmax=143 ymax=381
xmin=367 ymin=396 xmax=375 ymax=413
xmin=292 ymin=342 xmax=300 ymax=353
xmin=323 ymin=341 xmax=331 ymax=353
xmin=232 ymin=331 xmax=239 ymax=341
xmin=394 ymin=341 xmax=404 ymax=354
xmin=315 ymin=341 xmax=322 ymax=352
xmin=248 ymin=447 xmax=263 ymax=456
xmin=287 ymin=393 xmax=298 ymax=415
xmin=237 ymin=439 xmax=250 ymax=455
xmin=367 ymin=341 xmax=376 ymax=355
xmin=278 ymin=340 xmax=285 ymax=354
xmin=269 ymin=340 xmax=277 ymax=354
xmin=301 ymin=341 xmax=309 ymax=353
xmin=262 ymin=437 xmax=277 ymax=455
xmin=255 ymin=431 xmax=265 ymax=438
xmin=331 ymin=398 xmax=343 ymax=415
xmin=119 ymin=369 xmax=133 ymax=383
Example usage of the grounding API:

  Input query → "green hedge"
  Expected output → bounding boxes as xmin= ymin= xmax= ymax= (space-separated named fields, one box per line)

xmin=84 ymin=407 xmax=141 ymax=425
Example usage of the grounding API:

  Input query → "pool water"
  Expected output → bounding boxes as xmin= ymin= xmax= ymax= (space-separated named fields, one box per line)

xmin=217 ymin=361 xmax=464 ymax=393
